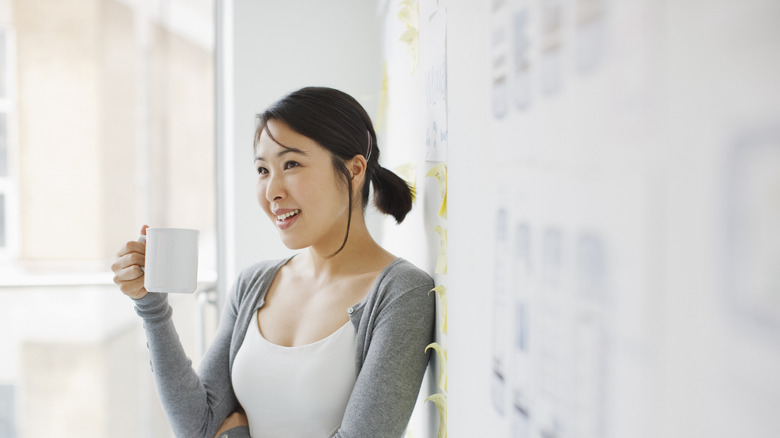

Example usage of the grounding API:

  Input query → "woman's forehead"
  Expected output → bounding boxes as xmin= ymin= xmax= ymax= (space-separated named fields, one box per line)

xmin=256 ymin=120 xmax=321 ymax=159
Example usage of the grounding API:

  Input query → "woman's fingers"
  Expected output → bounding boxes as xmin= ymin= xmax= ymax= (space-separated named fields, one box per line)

xmin=111 ymin=250 xmax=145 ymax=274
xmin=113 ymin=263 xmax=147 ymax=299
xmin=111 ymin=235 xmax=149 ymax=300
xmin=115 ymin=240 xmax=146 ymax=259
xmin=116 ymin=275 xmax=147 ymax=299
xmin=112 ymin=262 xmax=144 ymax=282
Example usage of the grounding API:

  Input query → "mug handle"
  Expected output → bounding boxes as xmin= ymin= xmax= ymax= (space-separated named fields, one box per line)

xmin=138 ymin=234 xmax=146 ymax=272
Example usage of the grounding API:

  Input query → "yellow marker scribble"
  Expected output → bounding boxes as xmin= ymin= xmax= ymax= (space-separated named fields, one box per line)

xmin=425 ymin=392 xmax=447 ymax=438
xmin=429 ymin=285 xmax=447 ymax=334
xmin=398 ymin=0 xmax=419 ymax=73
xmin=425 ymin=163 xmax=447 ymax=218
xmin=376 ymin=63 xmax=389 ymax=131
xmin=394 ymin=163 xmax=417 ymax=203
xmin=433 ymin=225 xmax=447 ymax=274
xmin=426 ymin=342 xmax=448 ymax=392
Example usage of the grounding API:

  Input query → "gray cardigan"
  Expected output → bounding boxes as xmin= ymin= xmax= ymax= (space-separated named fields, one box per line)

xmin=134 ymin=257 xmax=436 ymax=438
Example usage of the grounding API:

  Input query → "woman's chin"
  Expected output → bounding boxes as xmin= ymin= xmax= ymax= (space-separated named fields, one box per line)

xmin=279 ymin=236 xmax=307 ymax=251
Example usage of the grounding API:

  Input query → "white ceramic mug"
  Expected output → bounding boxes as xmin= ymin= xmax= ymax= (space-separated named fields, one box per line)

xmin=143 ymin=228 xmax=199 ymax=294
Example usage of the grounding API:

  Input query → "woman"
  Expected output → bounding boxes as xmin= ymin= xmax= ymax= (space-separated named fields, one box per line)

xmin=111 ymin=87 xmax=436 ymax=438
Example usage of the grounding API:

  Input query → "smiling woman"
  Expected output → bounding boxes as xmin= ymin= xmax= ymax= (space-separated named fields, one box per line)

xmin=254 ymin=119 xmax=353 ymax=253
xmin=255 ymin=87 xmax=414 ymax=256
xmin=112 ymin=87 xmax=436 ymax=438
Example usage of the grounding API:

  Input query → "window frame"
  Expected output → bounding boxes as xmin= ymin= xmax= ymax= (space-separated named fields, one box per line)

xmin=0 ymin=28 xmax=18 ymax=261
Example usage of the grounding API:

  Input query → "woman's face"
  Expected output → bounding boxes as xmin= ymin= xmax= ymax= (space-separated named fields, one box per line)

xmin=254 ymin=119 xmax=351 ymax=251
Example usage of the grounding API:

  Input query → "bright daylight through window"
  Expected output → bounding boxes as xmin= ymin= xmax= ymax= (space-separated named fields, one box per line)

xmin=0 ymin=1 xmax=216 ymax=436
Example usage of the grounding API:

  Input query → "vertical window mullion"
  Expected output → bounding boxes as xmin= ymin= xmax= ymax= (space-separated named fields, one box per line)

xmin=0 ymin=193 xmax=5 ymax=248
xmin=0 ymin=29 xmax=12 ymax=257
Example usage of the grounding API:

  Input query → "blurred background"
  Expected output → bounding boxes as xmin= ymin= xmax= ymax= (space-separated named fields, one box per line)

xmin=0 ymin=0 xmax=216 ymax=436
xmin=0 ymin=0 xmax=779 ymax=437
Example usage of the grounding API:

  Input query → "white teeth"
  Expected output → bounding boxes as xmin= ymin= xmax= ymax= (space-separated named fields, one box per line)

xmin=276 ymin=209 xmax=300 ymax=221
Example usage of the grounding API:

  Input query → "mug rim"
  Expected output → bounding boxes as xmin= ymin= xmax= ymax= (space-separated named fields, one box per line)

xmin=146 ymin=227 xmax=199 ymax=233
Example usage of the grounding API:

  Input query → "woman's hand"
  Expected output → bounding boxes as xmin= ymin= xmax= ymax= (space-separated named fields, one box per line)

xmin=214 ymin=412 xmax=249 ymax=437
xmin=111 ymin=225 xmax=149 ymax=300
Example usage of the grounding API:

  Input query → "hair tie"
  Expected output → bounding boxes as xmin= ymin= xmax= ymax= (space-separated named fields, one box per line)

xmin=365 ymin=131 xmax=372 ymax=162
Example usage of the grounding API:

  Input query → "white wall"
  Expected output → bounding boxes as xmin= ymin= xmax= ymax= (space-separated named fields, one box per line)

xmin=446 ymin=0 xmax=780 ymax=437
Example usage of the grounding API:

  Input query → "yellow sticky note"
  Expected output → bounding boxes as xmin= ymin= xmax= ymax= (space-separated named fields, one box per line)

xmin=425 ymin=392 xmax=447 ymax=438
xmin=398 ymin=0 xmax=418 ymax=26
xmin=393 ymin=163 xmax=417 ymax=202
xmin=429 ymin=285 xmax=447 ymax=334
xmin=426 ymin=342 xmax=448 ymax=392
xmin=398 ymin=0 xmax=419 ymax=73
xmin=376 ymin=63 xmax=389 ymax=131
xmin=399 ymin=28 xmax=419 ymax=73
xmin=433 ymin=225 xmax=447 ymax=274
xmin=426 ymin=163 xmax=447 ymax=218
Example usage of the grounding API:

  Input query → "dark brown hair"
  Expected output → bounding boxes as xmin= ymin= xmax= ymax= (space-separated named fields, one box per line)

xmin=255 ymin=87 xmax=413 ymax=254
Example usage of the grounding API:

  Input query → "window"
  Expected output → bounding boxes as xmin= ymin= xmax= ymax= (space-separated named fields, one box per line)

xmin=0 ymin=28 xmax=14 ymax=258
xmin=0 ymin=193 xmax=5 ymax=248
xmin=0 ymin=2 xmax=216 ymax=436
xmin=0 ymin=385 xmax=15 ymax=437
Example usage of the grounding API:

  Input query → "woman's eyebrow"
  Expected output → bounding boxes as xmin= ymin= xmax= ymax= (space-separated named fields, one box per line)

xmin=255 ymin=146 xmax=309 ymax=161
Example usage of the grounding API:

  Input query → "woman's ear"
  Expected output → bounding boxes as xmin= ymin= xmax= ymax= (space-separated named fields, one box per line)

xmin=348 ymin=154 xmax=368 ymax=185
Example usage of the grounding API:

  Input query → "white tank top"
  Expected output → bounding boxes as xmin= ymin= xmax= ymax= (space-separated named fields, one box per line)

xmin=232 ymin=314 xmax=358 ymax=438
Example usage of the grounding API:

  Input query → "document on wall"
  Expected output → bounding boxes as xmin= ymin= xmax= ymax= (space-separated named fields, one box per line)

xmin=420 ymin=0 xmax=448 ymax=162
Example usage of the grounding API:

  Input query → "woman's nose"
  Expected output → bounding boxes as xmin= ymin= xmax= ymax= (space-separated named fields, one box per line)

xmin=265 ymin=173 xmax=285 ymax=202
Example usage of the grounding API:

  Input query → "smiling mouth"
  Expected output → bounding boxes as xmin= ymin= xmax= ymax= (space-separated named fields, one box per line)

xmin=276 ymin=209 xmax=301 ymax=221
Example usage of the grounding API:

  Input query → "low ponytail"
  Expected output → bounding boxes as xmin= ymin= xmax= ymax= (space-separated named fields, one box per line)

xmin=371 ymin=166 xmax=414 ymax=224
xmin=258 ymin=87 xmax=418 ymax=254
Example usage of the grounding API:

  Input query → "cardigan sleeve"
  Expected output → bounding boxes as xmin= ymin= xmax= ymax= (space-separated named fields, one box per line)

xmin=333 ymin=271 xmax=436 ymax=438
xmin=134 ymin=282 xmax=244 ymax=438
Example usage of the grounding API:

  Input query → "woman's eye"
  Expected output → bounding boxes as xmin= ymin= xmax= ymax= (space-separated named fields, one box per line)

xmin=284 ymin=161 xmax=300 ymax=170
xmin=256 ymin=167 xmax=268 ymax=175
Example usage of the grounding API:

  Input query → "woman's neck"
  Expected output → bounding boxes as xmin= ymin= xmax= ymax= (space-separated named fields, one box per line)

xmin=301 ymin=223 xmax=393 ymax=282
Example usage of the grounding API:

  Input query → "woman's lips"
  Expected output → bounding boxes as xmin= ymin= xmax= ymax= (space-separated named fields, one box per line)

xmin=274 ymin=209 xmax=301 ymax=230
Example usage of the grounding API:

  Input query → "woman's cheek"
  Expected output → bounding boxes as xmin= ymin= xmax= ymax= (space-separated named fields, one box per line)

xmin=256 ymin=181 xmax=268 ymax=206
